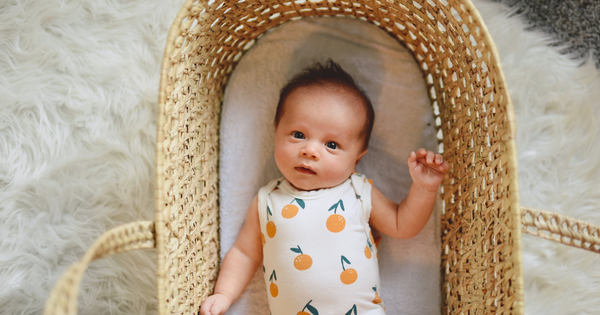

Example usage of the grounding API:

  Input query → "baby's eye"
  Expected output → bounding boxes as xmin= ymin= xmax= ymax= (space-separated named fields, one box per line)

xmin=292 ymin=131 xmax=304 ymax=139
xmin=326 ymin=142 xmax=338 ymax=150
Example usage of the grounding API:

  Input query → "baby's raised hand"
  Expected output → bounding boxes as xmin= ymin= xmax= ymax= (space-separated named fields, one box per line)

xmin=408 ymin=148 xmax=449 ymax=192
xmin=199 ymin=293 xmax=232 ymax=315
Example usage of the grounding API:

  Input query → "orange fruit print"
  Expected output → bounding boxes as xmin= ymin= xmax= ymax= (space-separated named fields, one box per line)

xmin=365 ymin=238 xmax=373 ymax=259
xmin=270 ymin=283 xmax=278 ymax=297
xmin=269 ymin=270 xmax=278 ymax=297
xmin=266 ymin=206 xmax=276 ymax=238
xmin=282 ymin=198 xmax=305 ymax=218
xmin=372 ymin=286 xmax=382 ymax=304
xmin=290 ymin=245 xmax=312 ymax=270
xmin=326 ymin=199 xmax=346 ymax=233
xmin=267 ymin=221 xmax=276 ymax=238
xmin=282 ymin=204 xmax=298 ymax=218
xmin=340 ymin=255 xmax=357 ymax=285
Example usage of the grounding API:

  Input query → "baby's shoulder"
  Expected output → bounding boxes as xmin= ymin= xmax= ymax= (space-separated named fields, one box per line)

xmin=350 ymin=172 xmax=374 ymax=192
xmin=258 ymin=177 xmax=284 ymax=192
xmin=351 ymin=172 xmax=373 ymax=183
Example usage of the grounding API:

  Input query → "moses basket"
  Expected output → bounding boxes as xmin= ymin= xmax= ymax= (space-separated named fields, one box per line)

xmin=45 ymin=0 xmax=600 ymax=314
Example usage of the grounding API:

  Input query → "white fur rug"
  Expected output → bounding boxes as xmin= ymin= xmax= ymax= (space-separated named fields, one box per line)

xmin=0 ymin=0 xmax=599 ymax=315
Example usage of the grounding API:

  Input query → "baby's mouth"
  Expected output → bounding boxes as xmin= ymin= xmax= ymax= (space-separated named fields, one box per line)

xmin=295 ymin=166 xmax=316 ymax=175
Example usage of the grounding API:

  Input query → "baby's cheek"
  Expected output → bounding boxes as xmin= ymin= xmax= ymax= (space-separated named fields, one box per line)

xmin=273 ymin=146 xmax=288 ymax=166
xmin=328 ymin=161 xmax=351 ymax=183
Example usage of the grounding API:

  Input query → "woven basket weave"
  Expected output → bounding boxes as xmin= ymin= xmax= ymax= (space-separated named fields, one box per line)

xmin=45 ymin=0 xmax=600 ymax=314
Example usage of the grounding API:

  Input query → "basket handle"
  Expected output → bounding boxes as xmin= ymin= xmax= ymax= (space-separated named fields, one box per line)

xmin=521 ymin=207 xmax=600 ymax=254
xmin=44 ymin=221 xmax=156 ymax=315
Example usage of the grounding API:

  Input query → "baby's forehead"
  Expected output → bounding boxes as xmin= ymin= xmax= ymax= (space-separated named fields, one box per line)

xmin=283 ymin=85 xmax=368 ymax=133
xmin=298 ymin=83 xmax=361 ymax=98
xmin=285 ymin=84 xmax=367 ymax=112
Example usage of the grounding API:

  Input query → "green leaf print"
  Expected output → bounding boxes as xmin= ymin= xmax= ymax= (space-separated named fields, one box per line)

xmin=306 ymin=303 xmax=319 ymax=315
xmin=341 ymin=255 xmax=351 ymax=270
xmin=295 ymin=198 xmax=306 ymax=209
xmin=345 ymin=304 xmax=357 ymax=315
xmin=328 ymin=199 xmax=345 ymax=214
xmin=269 ymin=270 xmax=277 ymax=282
xmin=290 ymin=245 xmax=303 ymax=254
xmin=302 ymin=300 xmax=318 ymax=315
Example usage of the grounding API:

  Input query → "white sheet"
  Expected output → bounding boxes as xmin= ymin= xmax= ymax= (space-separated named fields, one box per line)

xmin=219 ymin=16 xmax=440 ymax=315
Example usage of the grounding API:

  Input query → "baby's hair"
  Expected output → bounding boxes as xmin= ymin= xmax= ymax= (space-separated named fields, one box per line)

xmin=274 ymin=59 xmax=375 ymax=150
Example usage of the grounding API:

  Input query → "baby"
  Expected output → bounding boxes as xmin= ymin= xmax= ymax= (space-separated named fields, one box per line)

xmin=200 ymin=60 xmax=448 ymax=315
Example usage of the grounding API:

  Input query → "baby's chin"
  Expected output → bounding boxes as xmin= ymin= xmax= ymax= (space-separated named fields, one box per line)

xmin=287 ymin=178 xmax=347 ymax=191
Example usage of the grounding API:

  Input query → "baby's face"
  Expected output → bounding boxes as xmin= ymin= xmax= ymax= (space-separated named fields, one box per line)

xmin=274 ymin=85 xmax=368 ymax=191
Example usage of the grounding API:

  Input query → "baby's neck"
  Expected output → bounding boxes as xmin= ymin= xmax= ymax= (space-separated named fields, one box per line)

xmin=286 ymin=176 xmax=351 ymax=192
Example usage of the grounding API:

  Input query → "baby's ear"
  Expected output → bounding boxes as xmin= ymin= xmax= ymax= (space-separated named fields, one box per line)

xmin=355 ymin=149 xmax=368 ymax=166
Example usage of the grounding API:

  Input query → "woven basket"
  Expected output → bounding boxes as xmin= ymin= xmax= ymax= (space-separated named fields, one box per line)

xmin=45 ymin=0 xmax=600 ymax=314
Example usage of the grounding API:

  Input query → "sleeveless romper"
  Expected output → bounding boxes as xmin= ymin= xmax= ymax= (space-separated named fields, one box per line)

xmin=258 ymin=173 xmax=385 ymax=315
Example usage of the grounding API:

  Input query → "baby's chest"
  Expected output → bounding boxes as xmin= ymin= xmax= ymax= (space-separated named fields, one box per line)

xmin=262 ymin=194 xmax=377 ymax=283
xmin=264 ymin=193 xmax=367 ymax=245
xmin=261 ymin=196 xmax=382 ymax=315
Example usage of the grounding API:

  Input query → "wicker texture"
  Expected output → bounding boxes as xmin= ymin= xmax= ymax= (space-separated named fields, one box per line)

xmin=156 ymin=0 xmax=522 ymax=314
xmin=44 ymin=221 xmax=155 ymax=315
xmin=522 ymin=207 xmax=600 ymax=254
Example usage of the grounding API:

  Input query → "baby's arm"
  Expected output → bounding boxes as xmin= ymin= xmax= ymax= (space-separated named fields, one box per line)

xmin=370 ymin=148 xmax=449 ymax=239
xmin=200 ymin=196 xmax=262 ymax=315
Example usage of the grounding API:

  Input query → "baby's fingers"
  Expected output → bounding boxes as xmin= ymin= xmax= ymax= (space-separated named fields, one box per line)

xmin=199 ymin=299 xmax=214 ymax=315
xmin=408 ymin=151 xmax=417 ymax=165
xmin=408 ymin=151 xmax=416 ymax=160
xmin=426 ymin=151 xmax=435 ymax=164
xmin=200 ymin=297 xmax=224 ymax=315
xmin=416 ymin=148 xmax=436 ymax=164
xmin=434 ymin=154 xmax=449 ymax=172
xmin=209 ymin=304 xmax=226 ymax=315
xmin=438 ymin=160 xmax=450 ymax=173
xmin=412 ymin=149 xmax=449 ymax=171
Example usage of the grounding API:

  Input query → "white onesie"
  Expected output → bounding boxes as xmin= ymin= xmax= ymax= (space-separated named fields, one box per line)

xmin=258 ymin=173 xmax=385 ymax=315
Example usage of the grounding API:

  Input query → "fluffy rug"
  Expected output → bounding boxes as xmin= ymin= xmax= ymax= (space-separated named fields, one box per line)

xmin=0 ymin=0 xmax=186 ymax=313
xmin=490 ymin=0 xmax=600 ymax=67
xmin=0 ymin=0 xmax=598 ymax=314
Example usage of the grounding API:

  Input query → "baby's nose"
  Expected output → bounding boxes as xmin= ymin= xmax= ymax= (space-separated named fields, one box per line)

xmin=301 ymin=145 xmax=319 ymax=160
